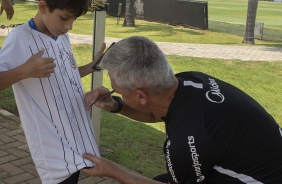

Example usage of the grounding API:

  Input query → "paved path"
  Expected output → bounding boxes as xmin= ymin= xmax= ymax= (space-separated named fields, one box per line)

xmin=1 ymin=28 xmax=282 ymax=61
xmin=0 ymin=109 xmax=120 ymax=184
xmin=67 ymin=33 xmax=282 ymax=62
xmin=0 ymin=27 xmax=281 ymax=184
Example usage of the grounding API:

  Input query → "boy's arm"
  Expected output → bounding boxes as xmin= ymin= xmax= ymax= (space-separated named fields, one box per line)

xmin=78 ymin=61 xmax=97 ymax=78
xmin=0 ymin=50 xmax=55 ymax=91
xmin=78 ymin=43 xmax=106 ymax=78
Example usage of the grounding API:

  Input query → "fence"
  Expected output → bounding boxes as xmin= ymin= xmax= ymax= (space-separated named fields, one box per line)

xmin=209 ymin=20 xmax=282 ymax=42
xmin=107 ymin=0 xmax=208 ymax=30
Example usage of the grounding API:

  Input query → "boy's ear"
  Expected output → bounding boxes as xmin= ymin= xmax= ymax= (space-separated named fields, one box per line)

xmin=38 ymin=0 xmax=48 ymax=14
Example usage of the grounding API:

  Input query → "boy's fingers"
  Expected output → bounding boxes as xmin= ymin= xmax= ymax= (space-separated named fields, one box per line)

xmin=32 ymin=50 xmax=55 ymax=64
xmin=45 ymin=57 xmax=55 ymax=63
xmin=33 ymin=49 xmax=45 ymax=58
xmin=97 ymin=43 xmax=106 ymax=58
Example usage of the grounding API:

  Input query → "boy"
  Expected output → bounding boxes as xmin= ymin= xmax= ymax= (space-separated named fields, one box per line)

xmin=0 ymin=0 xmax=103 ymax=183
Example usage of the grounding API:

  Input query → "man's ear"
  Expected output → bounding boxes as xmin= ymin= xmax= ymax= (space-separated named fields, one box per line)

xmin=136 ymin=90 xmax=149 ymax=105
xmin=38 ymin=0 xmax=48 ymax=14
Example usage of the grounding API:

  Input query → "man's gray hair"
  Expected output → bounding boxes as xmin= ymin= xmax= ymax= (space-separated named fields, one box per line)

xmin=101 ymin=36 xmax=175 ymax=94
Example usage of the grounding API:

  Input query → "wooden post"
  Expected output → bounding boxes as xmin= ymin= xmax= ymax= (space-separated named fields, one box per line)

xmin=91 ymin=9 xmax=106 ymax=146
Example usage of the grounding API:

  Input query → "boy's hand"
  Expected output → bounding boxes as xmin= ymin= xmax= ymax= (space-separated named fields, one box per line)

xmin=24 ymin=50 xmax=56 ymax=78
xmin=91 ymin=43 xmax=106 ymax=71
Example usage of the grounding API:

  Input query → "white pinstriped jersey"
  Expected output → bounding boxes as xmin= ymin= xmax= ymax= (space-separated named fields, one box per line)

xmin=0 ymin=23 xmax=100 ymax=183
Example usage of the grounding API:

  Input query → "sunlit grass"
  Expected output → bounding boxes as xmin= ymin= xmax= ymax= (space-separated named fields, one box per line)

xmin=1 ymin=0 xmax=281 ymax=45
xmin=207 ymin=0 xmax=282 ymax=30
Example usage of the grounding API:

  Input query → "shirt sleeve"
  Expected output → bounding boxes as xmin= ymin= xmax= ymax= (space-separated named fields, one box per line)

xmin=0 ymin=27 xmax=30 ymax=72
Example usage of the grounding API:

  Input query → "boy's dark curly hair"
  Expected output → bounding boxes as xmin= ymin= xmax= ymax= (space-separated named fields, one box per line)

xmin=42 ymin=0 xmax=89 ymax=17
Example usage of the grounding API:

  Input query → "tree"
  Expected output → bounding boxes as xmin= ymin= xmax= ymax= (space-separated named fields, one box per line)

xmin=242 ymin=0 xmax=258 ymax=44
xmin=123 ymin=0 xmax=135 ymax=27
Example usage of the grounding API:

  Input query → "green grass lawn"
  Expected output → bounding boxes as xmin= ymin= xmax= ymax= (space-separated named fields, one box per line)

xmin=1 ymin=0 xmax=282 ymax=45
xmin=208 ymin=0 xmax=282 ymax=30
xmin=0 ymin=0 xmax=282 ymax=179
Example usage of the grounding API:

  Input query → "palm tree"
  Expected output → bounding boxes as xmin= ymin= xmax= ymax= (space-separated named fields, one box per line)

xmin=242 ymin=0 xmax=258 ymax=44
xmin=123 ymin=0 xmax=135 ymax=27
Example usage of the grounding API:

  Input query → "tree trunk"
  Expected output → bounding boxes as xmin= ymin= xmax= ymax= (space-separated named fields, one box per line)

xmin=242 ymin=0 xmax=258 ymax=44
xmin=123 ymin=0 xmax=135 ymax=27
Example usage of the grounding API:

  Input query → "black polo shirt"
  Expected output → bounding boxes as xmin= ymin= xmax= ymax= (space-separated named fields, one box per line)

xmin=163 ymin=71 xmax=282 ymax=184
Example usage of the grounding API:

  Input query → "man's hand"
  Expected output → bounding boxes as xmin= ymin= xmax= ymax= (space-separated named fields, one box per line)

xmin=0 ymin=0 xmax=14 ymax=20
xmin=82 ymin=153 xmax=166 ymax=184
xmin=82 ymin=153 xmax=119 ymax=177
xmin=84 ymin=87 xmax=118 ymax=111
xmin=24 ymin=49 xmax=56 ymax=78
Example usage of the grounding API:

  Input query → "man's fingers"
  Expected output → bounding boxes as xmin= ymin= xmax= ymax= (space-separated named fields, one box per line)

xmin=83 ymin=153 xmax=94 ymax=161
xmin=83 ymin=153 xmax=98 ymax=163
xmin=82 ymin=167 xmax=94 ymax=176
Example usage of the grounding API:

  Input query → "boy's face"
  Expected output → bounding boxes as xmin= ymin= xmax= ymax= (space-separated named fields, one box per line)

xmin=43 ymin=8 xmax=76 ymax=36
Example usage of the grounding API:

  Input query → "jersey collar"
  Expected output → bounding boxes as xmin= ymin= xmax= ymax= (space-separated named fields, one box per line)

xmin=28 ymin=18 xmax=58 ymax=41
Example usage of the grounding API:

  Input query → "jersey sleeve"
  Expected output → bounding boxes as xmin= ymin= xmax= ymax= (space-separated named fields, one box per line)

xmin=0 ymin=26 xmax=30 ymax=72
